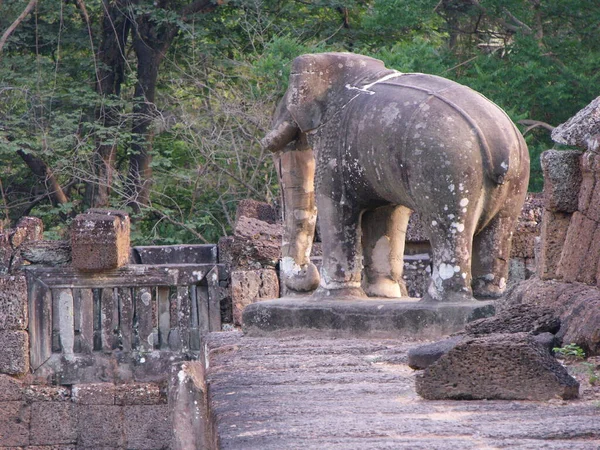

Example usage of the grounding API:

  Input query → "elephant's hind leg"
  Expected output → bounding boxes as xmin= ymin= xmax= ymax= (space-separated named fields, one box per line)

xmin=362 ymin=205 xmax=410 ymax=298
xmin=422 ymin=211 xmax=477 ymax=303
xmin=471 ymin=212 xmax=518 ymax=298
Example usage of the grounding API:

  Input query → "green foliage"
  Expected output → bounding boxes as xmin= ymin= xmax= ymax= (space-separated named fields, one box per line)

xmin=0 ymin=0 xmax=598 ymax=242
xmin=553 ymin=343 xmax=586 ymax=360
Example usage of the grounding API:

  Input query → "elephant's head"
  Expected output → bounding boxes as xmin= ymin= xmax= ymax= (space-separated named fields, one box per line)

xmin=262 ymin=53 xmax=394 ymax=152
xmin=286 ymin=52 xmax=392 ymax=133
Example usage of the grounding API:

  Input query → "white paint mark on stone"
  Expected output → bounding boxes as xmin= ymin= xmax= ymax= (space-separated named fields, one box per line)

xmin=438 ymin=263 xmax=455 ymax=280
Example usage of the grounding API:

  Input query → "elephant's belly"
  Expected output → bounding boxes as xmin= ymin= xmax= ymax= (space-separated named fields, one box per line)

xmin=344 ymin=92 xmax=492 ymax=211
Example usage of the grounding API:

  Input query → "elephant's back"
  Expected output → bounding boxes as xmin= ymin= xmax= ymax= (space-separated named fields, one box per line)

xmin=370 ymin=73 xmax=527 ymax=185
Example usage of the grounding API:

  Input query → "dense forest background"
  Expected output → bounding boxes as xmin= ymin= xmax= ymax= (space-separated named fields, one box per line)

xmin=0 ymin=0 xmax=598 ymax=244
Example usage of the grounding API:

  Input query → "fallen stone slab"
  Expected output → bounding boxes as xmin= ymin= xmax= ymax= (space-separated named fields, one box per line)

xmin=21 ymin=239 xmax=71 ymax=265
xmin=465 ymin=302 xmax=560 ymax=336
xmin=242 ymin=296 xmax=494 ymax=339
xmin=407 ymin=335 xmax=464 ymax=370
xmin=415 ymin=332 xmax=580 ymax=401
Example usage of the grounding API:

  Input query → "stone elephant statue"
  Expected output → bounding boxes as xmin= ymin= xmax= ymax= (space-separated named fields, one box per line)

xmin=264 ymin=52 xmax=529 ymax=302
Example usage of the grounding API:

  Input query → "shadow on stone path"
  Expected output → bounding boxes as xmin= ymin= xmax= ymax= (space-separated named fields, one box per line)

xmin=205 ymin=331 xmax=600 ymax=450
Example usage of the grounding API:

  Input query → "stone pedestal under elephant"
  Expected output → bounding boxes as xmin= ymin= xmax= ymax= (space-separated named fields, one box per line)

xmin=264 ymin=52 xmax=530 ymax=302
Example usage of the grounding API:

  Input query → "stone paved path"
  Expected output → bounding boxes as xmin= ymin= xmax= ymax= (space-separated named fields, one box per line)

xmin=204 ymin=331 xmax=600 ymax=449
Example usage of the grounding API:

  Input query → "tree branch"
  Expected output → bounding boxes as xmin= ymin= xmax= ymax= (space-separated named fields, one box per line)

xmin=518 ymin=119 xmax=555 ymax=135
xmin=0 ymin=0 xmax=38 ymax=55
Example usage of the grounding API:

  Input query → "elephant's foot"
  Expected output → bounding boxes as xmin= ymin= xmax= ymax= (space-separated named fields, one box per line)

xmin=472 ymin=276 xmax=507 ymax=299
xmin=313 ymin=286 xmax=367 ymax=299
xmin=281 ymin=258 xmax=320 ymax=292
xmin=363 ymin=277 xmax=407 ymax=298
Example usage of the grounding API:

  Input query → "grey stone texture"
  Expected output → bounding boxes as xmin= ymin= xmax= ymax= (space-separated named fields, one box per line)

xmin=541 ymin=150 xmax=582 ymax=213
xmin=204 ymin=331 xmax=600 ymax=449
xmin=0 ymin=275 xmax=27 ymax=330
xmin=505 ymin=278 xmax=600 ymax=355
xmin=407 ymin=335 xmax=463 ymax=370
xmin=231 ymin=269 xmax=279 ymax=326
xmin=169 ymin=362 xmax=209 ymax=450
xmin=76 ymin=405 xmax=124 ymax=448
xmin=0 ymin=330 xmax=29 ymax=375
xmin=123 ymin=405 xmax=172 ymax=449
xmin=114 ymin=382 xmax=164 ymax=406
xmin=415 ymin=333 xmax=580 ymax=401
xmin=21 ymin=240 xmax=71 ymax=266
xmin=0 ymin=374 xmax=23 ymax=401
xmin=465 ymin=303 xmax=560 ymax=336
xmin=131 ymin=244 xmax=217 ymax=265
xmin=71 ymin=383 xmax=115 ymax=405
xmin=510 ymin=193 xmax=543 ymax=259
xmin=552 ymin=95 xmax=600 ymax=150
xmin=242 ymin=296 xmax=494 ymax=338
xmin=539 ymin=209 xmax=572 ymax=280
xmin=71 ymin=209 xmax=130 ymax=271
xmin=29 ymin=402 xmax=77 ymax=446
xmin=0 ymin=401 xmax=30 ymax=447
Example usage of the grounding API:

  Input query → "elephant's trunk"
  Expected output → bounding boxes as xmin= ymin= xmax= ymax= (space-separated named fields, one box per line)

xmin=262 ymin=120 xmax=299 ymax=152
xmin=276 ymin=136 xmax=320 ymax=292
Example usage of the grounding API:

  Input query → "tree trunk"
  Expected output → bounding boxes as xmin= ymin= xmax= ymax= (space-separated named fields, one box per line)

xmin=84 ymin=0 xmax=130 ymax=208
xmin=126 ymin=10 xmax=178 ymax=211
xmin=17 ymin=150 xmax=68 ymax=206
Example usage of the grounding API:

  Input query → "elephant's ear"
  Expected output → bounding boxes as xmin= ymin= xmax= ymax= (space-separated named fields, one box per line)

xmin=287 ymin=95 xmax=325 ymax=133
xmin=285 ymin=55 xmax=330 ymax=133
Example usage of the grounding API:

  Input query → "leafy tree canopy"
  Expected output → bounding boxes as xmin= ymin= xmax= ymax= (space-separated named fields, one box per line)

xmin=0 ymin=0 xmax=597 ymax=242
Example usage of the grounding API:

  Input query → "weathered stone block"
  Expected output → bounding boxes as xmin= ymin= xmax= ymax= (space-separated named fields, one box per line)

xmin=76 ymin=405 xmax=124 ymax=448
xmin=235 ymin=199 xmax=278 ymax=225
xmin=578 ymin=152 xmax=597 ymax=214
xmin=541 ymin=150 xmax=582 ymax=212
xmin=0 ymin=330 xmax=29 ymax=375
xmin=12 ymin=217 xmax=44 ymax=249
xmin=169 ymin=362 xmax=207 ymax=450
xmin=123 ymin=405 xmax=172 ymax=449
xmin=132 ymin=244 xmax=217 ymax=265
xmin=21 ymin=240 xmax=71 ymax=266
xmin=0 ymin=374 xmax=22 ymax=401
xmin=71 ymin=383 xmax=115 ymax=405
xmin=226 ymin=217 xmax=283 ymax=269
xmin=0 ymin=275 xmax=27 ymax=330
xmin=114 ymin=383 xmax=164 ymax=405
xmin=22 ymin=386 xmax=70 ymax=403
xmin=538 ymin=210 xmax=572 ymax=280
xmin=231 ymin=269 xmax=279 ymax=326
xmin=465 ymin=303 xmax=560 ymax=336
xmin=552 ymin=95 xmax=600 ymax=150
xmin=29 ymin=402 xmax=76 ymax=445
xmin=0 ymin=402 xmax=30 ymax=447
xmin=402 ymin=254 xmax=431 ymax=298
xmin=407 ymin=335 xmax=463 ymax=370
xmin=556 ymin=212 xmax=597 ymax=282
xmin=415 ymin=333 xmax=579 ymax=400
xmin=71 ymin=209 xmax=130 ymax=271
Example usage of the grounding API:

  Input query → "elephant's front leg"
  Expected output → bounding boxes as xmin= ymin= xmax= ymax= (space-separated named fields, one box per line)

xmin=423 ymin=213 xmax=477 ymax=303
xmin=362 ymin=205 xmax=411 ymax=298
xmin=315 ymin=193 xmax=365 ymax=298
